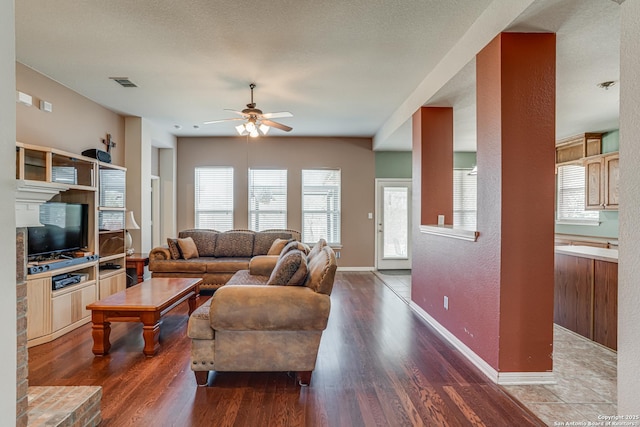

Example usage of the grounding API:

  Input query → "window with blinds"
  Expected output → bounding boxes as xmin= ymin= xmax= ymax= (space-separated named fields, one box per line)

xmin=556 ymin=164 xmax=599 ymax=223
xmin=194 ymin=167 xmax=234 ymax=231
xmin=302 ymin=169 xmax=341 ymax=245
xmin=453 ymin=168 xmax=477 ymax=230
xmin=248 ymin=169 xmax=287 ymax=231
xmin=99 ymin=168 xmax=126 ymax=208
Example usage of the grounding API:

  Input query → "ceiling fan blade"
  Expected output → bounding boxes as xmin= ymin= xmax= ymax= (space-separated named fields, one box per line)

xmin=262 ymin=119 xmax=293 ymax=132
xmin=224 ymin=109 xmax=249 ymax=117
xmin=203 ymin=117 xmax=245 ymax=125
xmin=261 ymin=111 xmax=293 ymax=119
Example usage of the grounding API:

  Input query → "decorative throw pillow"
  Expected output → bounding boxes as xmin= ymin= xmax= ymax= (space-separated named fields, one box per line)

xmin=167 ymin=238 xmax=182 ymax=259
xmin=287 ymin=255 xmax=308 ymax=286
xmin=267 ymin=238 xmax=291 ymax=255
xmin=280 ymin=241 xmax=311 ymax=257
xmin=267 ymin=250 xmax=305 ymax=286
xmin=307 ymin=238 xmax=327 ymax=261
xmin=177 ymin=237 xmax=199 ymax=260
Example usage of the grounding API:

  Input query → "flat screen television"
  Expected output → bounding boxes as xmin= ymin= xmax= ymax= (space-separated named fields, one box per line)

xmin=27 ymin=202 xmax=89 ymax=258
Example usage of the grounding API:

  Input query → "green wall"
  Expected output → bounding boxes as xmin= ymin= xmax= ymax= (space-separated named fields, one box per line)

xmin=555 ymin=130 xmax=619 ymax=238
xmin=454 ymin=151 xmax=476 ymax=169
xmin=375 ymin=151 xmax=412 ymax=178
xmin=602 ymin=129 xmax=619 ymax=153
xmin=375 ymin=151 xmax=477 ymax=178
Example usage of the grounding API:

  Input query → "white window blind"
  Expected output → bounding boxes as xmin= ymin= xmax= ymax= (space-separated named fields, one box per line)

xmin=302 ymin=169 xmax=341 ymax=245
xmin=248 ymin=169 xmax=287 ymax=231
xmin=556 ymin=164 xmax=599 ymax=223
xmin=194 ymin=167 xmax=234 ymax=231
xmin=453 ymin=168 xmax=477 ymax=230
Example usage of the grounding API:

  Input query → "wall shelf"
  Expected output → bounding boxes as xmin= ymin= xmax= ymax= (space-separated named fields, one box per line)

xmin=419 ymin=225 xmax=479 ymax=242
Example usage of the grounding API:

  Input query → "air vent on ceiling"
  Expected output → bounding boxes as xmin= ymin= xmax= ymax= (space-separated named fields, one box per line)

xmin=109 ymin=77 xmax=137 ymax=88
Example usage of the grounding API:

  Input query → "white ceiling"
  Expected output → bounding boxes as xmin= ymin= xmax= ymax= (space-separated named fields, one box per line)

xmin=15 ymin=0 xmax=621 ymax=151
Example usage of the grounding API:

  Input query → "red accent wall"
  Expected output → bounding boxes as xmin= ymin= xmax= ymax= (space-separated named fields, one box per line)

xmin=412 ymin=33 xmax=555 ymax=373
xmin=413 ymin=107 xmax=453 ymax=225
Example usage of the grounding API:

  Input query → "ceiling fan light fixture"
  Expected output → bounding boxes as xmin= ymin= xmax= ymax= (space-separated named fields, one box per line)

xmin=259 ymin=124 xmax=270 ymax=135
xmin=235 ymin=124 xmax=246 ymax=135
xmin=249 ymin=129 xmax=259 ymax=138
xmin=245 ymin=120 xmax=257 ymax=133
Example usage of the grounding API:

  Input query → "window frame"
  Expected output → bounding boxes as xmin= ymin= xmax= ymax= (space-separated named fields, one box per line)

xmin=194 ymin=166 xmax=234 ymax=231
xmin=453 ymin=167 xmax=477 ymax=230
xmin=248 ymin=168 xmax=288 ymax=231
xmin=301 ymin=169 xmax=341 ymax=245
xmin=555 ymin=162 xmax=600 ymax=225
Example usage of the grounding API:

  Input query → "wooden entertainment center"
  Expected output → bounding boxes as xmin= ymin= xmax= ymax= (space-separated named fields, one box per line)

xmin=17 ymin=142 xmax=128 ymax=348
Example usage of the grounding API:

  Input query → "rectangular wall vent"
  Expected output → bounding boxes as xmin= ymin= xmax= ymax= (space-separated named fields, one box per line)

xmin=109 ymin=77 xmax=137 ymax=88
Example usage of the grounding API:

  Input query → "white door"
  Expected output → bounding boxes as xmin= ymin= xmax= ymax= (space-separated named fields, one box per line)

xmin=376 ymin=179 xmax=412 ymax=270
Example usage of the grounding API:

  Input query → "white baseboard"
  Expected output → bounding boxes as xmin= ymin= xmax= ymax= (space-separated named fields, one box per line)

xmin=337 ymin=266 xmax=375 ymax=271
xmin=497 ymin=371 xmax=555 ymax=385
xmin=409 ymin=301 xmax=555 ymax=385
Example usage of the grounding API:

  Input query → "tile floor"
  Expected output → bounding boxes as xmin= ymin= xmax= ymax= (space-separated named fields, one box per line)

xmin=375 ymin=271 xmax=618 ymax=427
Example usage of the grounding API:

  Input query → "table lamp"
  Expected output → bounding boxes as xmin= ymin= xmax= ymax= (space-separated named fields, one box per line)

xmin=125 ymin=211 xmax=140 ymax=255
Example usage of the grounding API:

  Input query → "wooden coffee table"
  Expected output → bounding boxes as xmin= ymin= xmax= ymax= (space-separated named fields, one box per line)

xmin=86 ymin=277 xmax=201 ymax=356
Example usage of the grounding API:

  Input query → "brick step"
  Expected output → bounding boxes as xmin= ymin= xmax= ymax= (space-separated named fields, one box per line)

xmin=27 ymin=386 xmax=101 ymax=427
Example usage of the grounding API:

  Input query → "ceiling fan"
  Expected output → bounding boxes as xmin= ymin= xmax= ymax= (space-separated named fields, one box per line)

xmin=204 ymin=83 xmax=293 ymax=137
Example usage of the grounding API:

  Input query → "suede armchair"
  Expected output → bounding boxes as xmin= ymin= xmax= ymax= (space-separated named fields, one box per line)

xmin=187 ymin=244 xmax=337 ymax=386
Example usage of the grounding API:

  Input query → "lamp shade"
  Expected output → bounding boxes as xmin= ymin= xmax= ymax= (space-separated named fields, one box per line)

xmin=125 ymin=211 xmax=140 ymax=230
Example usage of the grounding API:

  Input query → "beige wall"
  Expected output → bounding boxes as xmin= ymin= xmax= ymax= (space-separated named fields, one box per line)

xmin=618 ymin=0 xmax=640 ymax=413
xmin=1 ymin=0 xmax=17 ymax=422
xmin=177 ymin=136 xmax=376 ymax=268
xmin=16 ymin=62 xmax=125 ymax=166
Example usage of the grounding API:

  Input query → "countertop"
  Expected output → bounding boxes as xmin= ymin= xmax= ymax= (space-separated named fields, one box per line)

xmin=554 ymin=245 xmax=618 ymax=263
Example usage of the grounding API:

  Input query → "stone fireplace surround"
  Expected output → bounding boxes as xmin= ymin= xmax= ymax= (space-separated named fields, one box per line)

xmin=16 ymin=195 xmax=102 ymax=427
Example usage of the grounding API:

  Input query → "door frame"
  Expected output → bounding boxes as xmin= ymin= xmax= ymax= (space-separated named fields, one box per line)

xmin=375 ymin=178 xmax=412 ymax=270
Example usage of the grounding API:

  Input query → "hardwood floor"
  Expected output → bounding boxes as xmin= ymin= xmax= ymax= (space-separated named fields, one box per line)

xmin=28 ymin=272 xmax=544 ymax=426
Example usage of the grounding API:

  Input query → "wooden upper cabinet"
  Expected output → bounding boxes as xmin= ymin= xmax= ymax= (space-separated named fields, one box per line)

xmin=555 ymin=133 xmax=602 ymax=164
xmin=603 ymin=153 xmax=619 ymax=210
xmin=585 ymin=157 xmax=604 ymax=210
xmin=585 ymin=152 xmax=619 ymax=211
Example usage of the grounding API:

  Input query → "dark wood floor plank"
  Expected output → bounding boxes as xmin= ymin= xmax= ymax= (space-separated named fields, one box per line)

xmin=28 ymin=272 xmax=544 ymax=426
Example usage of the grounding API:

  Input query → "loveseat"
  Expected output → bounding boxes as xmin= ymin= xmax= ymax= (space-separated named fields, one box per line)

xmin=187 ymin=240 xmax=337 ymax=387
xmin=148 ymin=229 xmax=301 ymax=291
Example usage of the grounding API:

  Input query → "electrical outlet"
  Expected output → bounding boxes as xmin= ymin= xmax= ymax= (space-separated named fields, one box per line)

xmin=335 ymin=251 xmax=341 ymax=259
xmin=444 ymin=296 xmax=449 ymax=310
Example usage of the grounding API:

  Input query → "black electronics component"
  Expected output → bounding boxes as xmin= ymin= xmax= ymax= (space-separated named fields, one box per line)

xmin=52 ymin=273 xmax=84 ymax=290
xmin=27 ymin=254 xmax=99 ymax=275
xmin=81 ymin=148 xmax=111 ymax=163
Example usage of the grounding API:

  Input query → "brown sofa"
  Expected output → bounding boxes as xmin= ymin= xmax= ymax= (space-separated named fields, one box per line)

xmin=148 ymin=229 xmax=301 ymax=291
xmin=187 ymin=241 xmax=337 ymax=386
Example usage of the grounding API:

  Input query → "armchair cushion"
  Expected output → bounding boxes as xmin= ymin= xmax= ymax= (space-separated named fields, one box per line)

xmin=267 ymin=250 xmax=306 ymax=286
xmin=214 ymin=231 xmax=255 ymax=257
xmin=178 ymin=229 xmax=218 ymax=257
xmin=177 ymin=237 xmax=199 ymax=259
xmin=210 ymin=285 xmax=331 ymax=331
xmin=248 ymin=255 xmax=279 ymax=276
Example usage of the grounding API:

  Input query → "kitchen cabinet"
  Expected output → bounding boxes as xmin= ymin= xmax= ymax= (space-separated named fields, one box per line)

xmin=554 ymin=246 xmax=618 ymax=350
xmin=585 ymin=152 xmax=619 ymax=210
xmin=593 ymin=260 xmax=618 ymax=350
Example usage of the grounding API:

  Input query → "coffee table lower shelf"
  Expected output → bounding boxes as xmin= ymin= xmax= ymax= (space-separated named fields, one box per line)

xmin=86 ymin=277 xmax=201 ymax=356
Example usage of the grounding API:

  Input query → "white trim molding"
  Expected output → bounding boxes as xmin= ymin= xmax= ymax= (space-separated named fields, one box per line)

xmin=410 ymin=301 xmax=555 ymax=385
xmin=419 ymin=225 xmax=479 ymax=242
